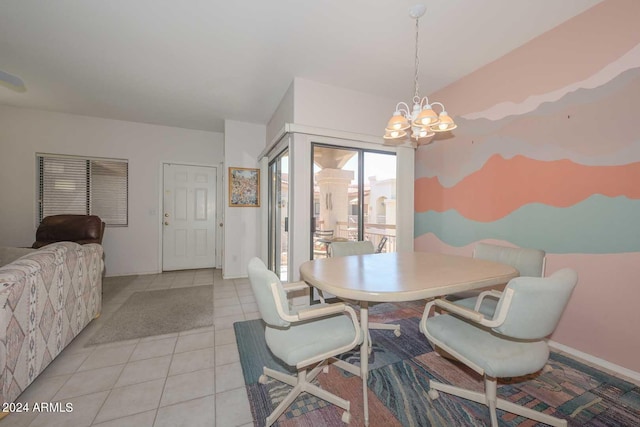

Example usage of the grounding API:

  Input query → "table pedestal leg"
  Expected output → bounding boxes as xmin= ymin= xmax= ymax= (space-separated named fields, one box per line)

xmin=361 ymin=301 xmax=369 ymax=427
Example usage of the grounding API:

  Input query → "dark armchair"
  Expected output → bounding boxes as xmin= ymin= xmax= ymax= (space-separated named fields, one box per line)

xmin=32 ymin=215 xmax=105 ymax=249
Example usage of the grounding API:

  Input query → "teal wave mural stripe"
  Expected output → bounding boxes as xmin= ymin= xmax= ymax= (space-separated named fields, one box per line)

xmin=414 ymin=195 xmax=640 ymax=254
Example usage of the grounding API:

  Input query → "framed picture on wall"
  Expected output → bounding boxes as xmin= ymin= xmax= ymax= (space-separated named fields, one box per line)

xmin=229 ymin=167 xmax=260 ymax=207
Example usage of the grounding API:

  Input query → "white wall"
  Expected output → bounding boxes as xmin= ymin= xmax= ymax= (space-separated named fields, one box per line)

xmin=223 ymin=120 xmax=266 ymax=278
xmin=267 ymin=78 xmax=415 ymax=252
xmin=266 ymin=81 xmax=294 ymax=145
xmin=293 ymin=77 xmax=397 ymax=137
xmin=0 ymin=105 xmax=224 ymax=276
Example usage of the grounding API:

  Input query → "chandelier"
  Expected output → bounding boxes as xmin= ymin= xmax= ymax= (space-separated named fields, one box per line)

xmin=384 ymin=4 xmax=457 ymax=145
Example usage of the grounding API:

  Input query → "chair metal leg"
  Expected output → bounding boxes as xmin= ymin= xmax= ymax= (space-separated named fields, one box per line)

xmin=332 ymin=358 xmax=361 ymax=377
xmin=429 ymin=380 xmax=488 ymax=405
xmin=368 ymin=322 xmax=401 ymax=337
xmin=367 ymin=322 xmax=401 ymax=355
xmin=265 ymin=383 xmax=304 ymax=426
xmin=496 ymin=399 xmax=567 ymax=427
xmin=261 ymin=367 xmax=297 ymax=387
xmin=485 ymin=377 xmax=498 ymax=427
xmin=428 ymin=377 xmax=568 ymax=427
xmin=260 ymin=364 xmax=354 ymax=426
xmin=307 ymin=361 xmax=327 ymax=382
xmin=305 ymin=382 xmax=350 ymax=411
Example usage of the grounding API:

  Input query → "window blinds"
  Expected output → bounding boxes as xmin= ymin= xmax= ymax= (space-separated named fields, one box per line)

xmin=38 ymin=154 xmax=128 ymax=226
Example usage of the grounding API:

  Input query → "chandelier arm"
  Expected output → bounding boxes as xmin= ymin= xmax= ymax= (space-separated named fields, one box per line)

xmin=395 ymin=102 xmax=411 ymax=115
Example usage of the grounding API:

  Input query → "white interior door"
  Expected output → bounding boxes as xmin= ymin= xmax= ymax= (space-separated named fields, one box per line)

xmin=163 ymin=164 xmax=216 ymax=271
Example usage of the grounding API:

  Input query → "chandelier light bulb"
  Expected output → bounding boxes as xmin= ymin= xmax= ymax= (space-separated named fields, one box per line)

xmin=384 ymin=128 xmax=407 ymax=139
xmin=415 ymin=104 xmax=439 ymax=126
xmin=386 ymin=111 xmax=410 ymax=131
xmin=430 ymin=111 xmax=457 ymax=132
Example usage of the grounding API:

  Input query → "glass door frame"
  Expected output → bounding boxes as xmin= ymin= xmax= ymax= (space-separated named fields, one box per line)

xmin=268 ymin=147 xmax=289 ymax=279
xmin=310 ymin=142 xmax=396 ymax=258
xmin=261 ymin=130 xmax=413 ymax=306
xmin=309 ymin=142 xmax=396 ymax=303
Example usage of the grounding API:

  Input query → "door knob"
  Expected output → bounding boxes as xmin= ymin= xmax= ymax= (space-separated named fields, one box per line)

xmin=164 ymin=221 xmax=169 ymax=226
xmin=164 ymin=213 xmax=169 ymax=217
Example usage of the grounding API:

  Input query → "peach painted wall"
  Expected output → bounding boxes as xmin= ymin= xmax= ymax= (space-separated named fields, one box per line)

xmin=415 ymin=0 xmax=640 ymax=373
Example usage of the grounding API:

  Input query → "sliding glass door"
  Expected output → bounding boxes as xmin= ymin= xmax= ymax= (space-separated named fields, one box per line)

xmin=363 ymin=151 xmax=397 ymax=253
xmin=311 ymin=144 xmax=397 ymax=260
xmin=311 ymin=146 xmax=359 ymax=259
xmin=268 ymin=149 xmax=289 ymax=280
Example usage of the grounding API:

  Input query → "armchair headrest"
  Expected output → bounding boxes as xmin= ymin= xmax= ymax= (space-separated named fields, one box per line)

xmin=247 ymin=257 xmax=290 ymax=328
xmin=330 ymin=241 xmax=375 ymax=257
xmin=493 ymin=268 xmax=578 ymax=340
xmin=474 ymin=243 xmax=545 ymax=277
xmin=33 ymin=215 xmax=105 ymax=249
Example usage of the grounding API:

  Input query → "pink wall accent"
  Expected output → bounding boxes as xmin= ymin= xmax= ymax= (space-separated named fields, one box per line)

xmin=415 ymin=0 xmax=640 ymax=373
xmin=431 ymin=0 xmax=640 ymax=116
xmin=415 ymin=155 xmax=640 ymax=220
xmin=547 ymin=252 xmax=640 ymax=372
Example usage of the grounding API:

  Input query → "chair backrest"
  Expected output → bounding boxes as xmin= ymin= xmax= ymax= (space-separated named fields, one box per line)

xmin=474 ymin=243 xmax=545 ymax=277
xmin=315 ymin=230 xmax=334 ymax=239
xmin=247 ymin=257 xmax=290 ymax=328
xmin=493 ymin=268 xmax=578 ymax=340
xmin=329 ymin=240 xmax=375 ymax=257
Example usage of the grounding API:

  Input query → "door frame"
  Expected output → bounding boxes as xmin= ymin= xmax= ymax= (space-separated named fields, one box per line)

xmin=267 ymin=147 xmax=290 ymax=279
xmin=261 ymin=133 xmax=413 ymax=282
xmin=158 ymin=161 xmax=224 ymax=272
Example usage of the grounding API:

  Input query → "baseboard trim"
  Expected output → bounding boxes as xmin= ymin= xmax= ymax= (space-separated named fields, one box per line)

xmin=222 ymin=274 xmax=248 ymax=280
xmin=548 ymin=340 xmax=640 ymax=385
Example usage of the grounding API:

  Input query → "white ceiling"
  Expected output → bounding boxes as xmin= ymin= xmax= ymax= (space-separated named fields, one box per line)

xmin=0 ymin=0 xmax=601 ymax=133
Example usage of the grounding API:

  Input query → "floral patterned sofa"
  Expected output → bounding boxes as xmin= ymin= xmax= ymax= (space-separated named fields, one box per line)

xmin=0 ymin=242 xmax=103 ymax=405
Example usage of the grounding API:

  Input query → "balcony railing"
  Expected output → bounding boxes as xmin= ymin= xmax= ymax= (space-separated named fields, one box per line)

xmin=334 ymin=221 xmax=396 ymax=253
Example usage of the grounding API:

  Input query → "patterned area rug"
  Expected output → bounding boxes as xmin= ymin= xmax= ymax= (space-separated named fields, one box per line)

xmin=234 ymin=302 xmax=640 ymax=426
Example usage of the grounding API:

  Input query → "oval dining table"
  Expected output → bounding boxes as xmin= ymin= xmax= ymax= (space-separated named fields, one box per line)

xmin=300 ymin=251 xmax=519 ymax=426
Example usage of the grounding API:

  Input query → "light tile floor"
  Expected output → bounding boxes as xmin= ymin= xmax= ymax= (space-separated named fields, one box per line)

xmin=9 ymin=269 xmax=638 ymax=427
xmin=2 ymin=269 xmax=257 ymax=427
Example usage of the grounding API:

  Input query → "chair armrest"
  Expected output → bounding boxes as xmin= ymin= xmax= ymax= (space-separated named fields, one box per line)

xmin=474 ymin=289 xmax=503 ymax=311
xmin=421 ymin=291 xmax=514 ymax=332
xmin=297 ymin=302 xmax=347 ymax=321
xmin=434 ymin=299 xmax=485 ymax=323
xmin=420 ymin=298 xmax=493 ymax=334
xmin=282 ymin=281 xmax=310 ymax=293
xmin=292 ymin=302 xmax=363 ymax=370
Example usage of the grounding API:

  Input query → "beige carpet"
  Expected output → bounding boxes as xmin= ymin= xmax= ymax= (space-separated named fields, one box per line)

xmin=86 ymin=284 xmax=213 ymax=346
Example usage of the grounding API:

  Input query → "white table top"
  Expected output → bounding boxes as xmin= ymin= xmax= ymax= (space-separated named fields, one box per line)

xmin=300 ymin=251 xmax=519 ymax=302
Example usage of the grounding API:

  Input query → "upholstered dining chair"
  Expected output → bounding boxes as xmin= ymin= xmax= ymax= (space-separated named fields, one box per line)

xmin=247 ymin=257 xmax=362 ymax=425
xmin=328 ymin=241 xmax=401 ymax=351
xmin=420 ymin=269 xmax=578 ymax=427
xmin=451 ymin=243 xmax=546 ymax=318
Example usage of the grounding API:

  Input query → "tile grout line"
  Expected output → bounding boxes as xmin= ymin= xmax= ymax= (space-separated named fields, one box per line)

xmin=149 ymin=335 xmax=180 ymax=427
xmin=88 ymin=339 xmax=139 ymax=426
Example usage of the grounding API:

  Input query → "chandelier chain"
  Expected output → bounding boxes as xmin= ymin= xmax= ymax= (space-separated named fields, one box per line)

xmin=414 ymin=16 xmax=420 ymax=100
